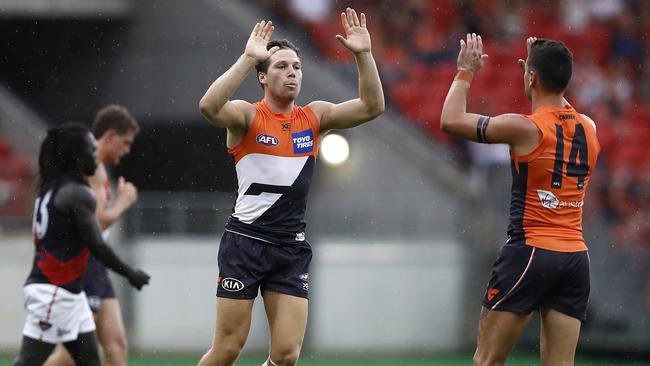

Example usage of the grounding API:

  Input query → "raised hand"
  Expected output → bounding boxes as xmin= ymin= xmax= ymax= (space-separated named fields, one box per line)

xmin=244 ymin=20 xmax=279 ymax=63
xmin=518 ymin=36 xmax=538 ymax=74
xmin=457 ymin=33 xmax=489 ymax=73
xmin=336 ymin=8 xmax=371 ymax=55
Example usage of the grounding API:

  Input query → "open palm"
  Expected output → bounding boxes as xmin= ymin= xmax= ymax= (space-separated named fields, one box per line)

xmin=244 ymin=20 xmax=278 ymax=63
xmin=336 ymin=8 xmax=371 ymax=54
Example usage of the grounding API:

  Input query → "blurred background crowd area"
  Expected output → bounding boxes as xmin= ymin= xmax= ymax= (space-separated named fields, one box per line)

xmin=258 ymin=0 xmax=650 ymax=278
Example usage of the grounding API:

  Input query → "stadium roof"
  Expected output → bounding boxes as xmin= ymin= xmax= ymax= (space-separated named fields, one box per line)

xmin=0 ymin=0 xmax=134 ymax=19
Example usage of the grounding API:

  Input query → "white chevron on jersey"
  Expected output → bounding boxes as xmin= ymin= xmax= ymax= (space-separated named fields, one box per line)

xmin=233 ymin=153 xmax=309 ymax=224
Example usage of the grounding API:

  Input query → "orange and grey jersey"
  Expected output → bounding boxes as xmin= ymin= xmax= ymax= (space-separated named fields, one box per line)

xmin=225 ymin=101 xmax=320 ymax=245
xmin=508 ymin=106 xmax=600 ymax=252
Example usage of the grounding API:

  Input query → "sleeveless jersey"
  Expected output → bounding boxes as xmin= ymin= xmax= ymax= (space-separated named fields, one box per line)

xmin=507 ymin=106 xmax=600 ymax=252
xmin=225 ymin=101 xmax=320 ymax=245
xmin=25 ymin=176 xmax=90 ymax=293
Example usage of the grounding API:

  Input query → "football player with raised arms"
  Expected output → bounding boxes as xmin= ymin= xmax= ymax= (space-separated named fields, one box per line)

xmin=441 ymin=35 xmax=600 ymax=365
xmin=197 ymin=7 xmax=384 ymax=366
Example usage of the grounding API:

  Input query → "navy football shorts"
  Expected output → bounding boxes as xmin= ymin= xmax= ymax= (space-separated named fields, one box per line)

xmin=83 ymin=255 xmax=116 ymax=313
xmin=216 ymin=231 xmax=312 ymax=299
xmin=482 ymin=242 xmax=590 ymax=321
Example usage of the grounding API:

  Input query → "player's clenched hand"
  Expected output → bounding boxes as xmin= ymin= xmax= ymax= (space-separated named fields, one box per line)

xmin=245 ymin=21 xmax=279 ymax=64
xmin=457 ymin=33 xmax=489 ymax=73
xmin=117 ymin=176 xmax=138 ymax=208
xmin=336 ymin=7 xmax=371 ymax=55
xmin=128 ymin=269 xmax=150 ymax=290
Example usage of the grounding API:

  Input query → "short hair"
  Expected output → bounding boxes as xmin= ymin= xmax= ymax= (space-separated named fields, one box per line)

xmin=38 ymin=122 xmax=91 ymax=194
xmin=91 ymin=105 xmax=140 ymax=138
xmin=527 ymin=39 xmax=573 ymax=94
xmin=255 ymin=39 xmax=302 ymax=75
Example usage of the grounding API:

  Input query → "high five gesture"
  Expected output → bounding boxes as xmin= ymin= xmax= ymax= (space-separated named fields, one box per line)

xmin=336 ymin=8 xmax=371 ymax=54
xmin=457 ymin=33 xmax=489 ymax=73
xmin=245 ymin=21 xmax=279 ymax=63
xmin=198 ymin=8 xmax=384 ymax=366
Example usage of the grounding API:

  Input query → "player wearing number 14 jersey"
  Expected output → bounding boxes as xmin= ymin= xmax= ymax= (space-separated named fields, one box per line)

xmin=441 ymin=36 xmax=599 ymax=365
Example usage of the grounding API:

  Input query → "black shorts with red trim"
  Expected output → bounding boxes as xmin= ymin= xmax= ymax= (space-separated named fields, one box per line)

xmin=482 ymin=242 xmax=590 ymax=322
xmin=216 ymin=230 xmax=312 ymax=300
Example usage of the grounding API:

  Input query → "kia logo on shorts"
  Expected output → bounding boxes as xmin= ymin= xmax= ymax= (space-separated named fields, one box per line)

xmin=221 ymin=277 xmax=244 ymax=292
xmin=256 ymin=134 xmax=279 ymax=147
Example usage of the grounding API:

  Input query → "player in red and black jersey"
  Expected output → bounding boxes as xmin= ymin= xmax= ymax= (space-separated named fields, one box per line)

xmin=13 ymin=123 xmax=149 ymax=366
xmin=46 ymin=105 xmax=140 ymax=366
xmin=441 ymin=36 xmax=599 ymax=365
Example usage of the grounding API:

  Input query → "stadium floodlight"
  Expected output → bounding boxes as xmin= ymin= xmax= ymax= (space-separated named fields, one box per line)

xmin=320 ymin=133 xmax=349 ymax=166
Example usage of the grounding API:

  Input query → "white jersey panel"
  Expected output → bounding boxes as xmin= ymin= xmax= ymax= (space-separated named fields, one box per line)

xmin=233 ymin=153 xmax=308 ymax=224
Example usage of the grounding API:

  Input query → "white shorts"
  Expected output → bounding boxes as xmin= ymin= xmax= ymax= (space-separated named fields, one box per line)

xmin=22 ymin=283 xmax=96 ymax=344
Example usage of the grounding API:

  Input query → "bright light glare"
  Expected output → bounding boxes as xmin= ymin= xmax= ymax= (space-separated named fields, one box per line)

xmin=320 ymin=134 xmax=349 ymax=166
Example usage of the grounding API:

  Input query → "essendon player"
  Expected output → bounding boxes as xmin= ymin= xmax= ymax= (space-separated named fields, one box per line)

xmin=46 ymin=105 xmax=139 ymax=366
xmin=13 ymin=123 xmax=149 ymax=366
xmin=441 ymin=36 xmax=600 ymax=365
xmin=197 ymin=8 xmax=384 ymax=366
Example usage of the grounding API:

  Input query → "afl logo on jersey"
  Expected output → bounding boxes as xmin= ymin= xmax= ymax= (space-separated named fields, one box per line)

xmin=221 ymin=277 xmax=244 ymax=292
xmin=256 ymin=134 xmax=279 ymax=147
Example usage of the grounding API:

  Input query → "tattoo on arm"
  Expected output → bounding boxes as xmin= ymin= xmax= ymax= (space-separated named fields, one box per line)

xmin=477 ymin=116 xmax=490 ymax=143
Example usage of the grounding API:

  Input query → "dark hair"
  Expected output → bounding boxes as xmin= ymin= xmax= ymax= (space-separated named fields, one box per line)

xmin=38 ymin=123 xmax=91 ymax=194
xmin=255 ymin=39 xmax=302 ymax=75
xmin=527 ymin=39 xmax=573 ymax=94
xmin=91 ymin=104 xmax=140 ymax=138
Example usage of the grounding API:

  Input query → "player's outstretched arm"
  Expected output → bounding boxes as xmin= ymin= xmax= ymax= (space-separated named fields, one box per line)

xmin=311 ymin=8 xmax=385 ymax=132
xmin=440 ymin=33 xmax=538 ymax=153
xmin=199 ymin=21 xmax=279 ymax=131
xmin=55 ymin=183 xmax=150 ymax=290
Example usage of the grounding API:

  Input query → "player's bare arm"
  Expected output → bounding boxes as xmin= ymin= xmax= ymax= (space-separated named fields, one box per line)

xmin=88 ymin=166 xmax=137 ymax=230
xmin=440 ymin=33 xmax=540 ymax=156
xmin=55 ymin=183 xmax=150 ymax=290
xmin=310 ymin=8 xmax=385 ymax=132
xmin=199 ymin=21 xmax=280 ymax=142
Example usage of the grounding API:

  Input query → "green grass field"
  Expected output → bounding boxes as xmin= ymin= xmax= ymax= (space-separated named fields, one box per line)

xmin=1 ymin=353 xmax=647 ymax=365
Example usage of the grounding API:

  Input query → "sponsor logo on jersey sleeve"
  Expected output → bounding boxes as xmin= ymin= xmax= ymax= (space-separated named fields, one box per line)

xmin=256 ymin=134 xmax=279 ymax=147
xmin=292 ymin=129 xmax=314 ymax=154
